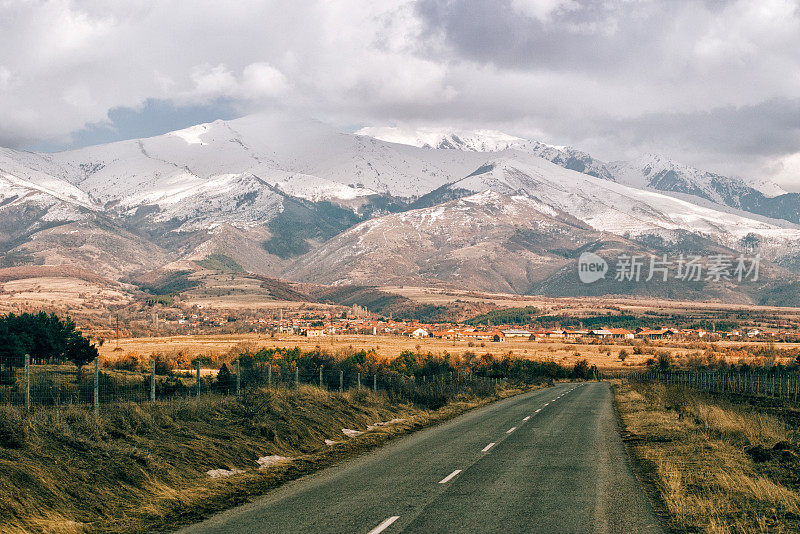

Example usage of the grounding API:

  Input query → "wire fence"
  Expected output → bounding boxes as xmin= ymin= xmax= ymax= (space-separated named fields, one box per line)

xmin=0 ymin=355 xmax=510 ymax=416
xmin=616 ymin=367 xmax=800 ymax=403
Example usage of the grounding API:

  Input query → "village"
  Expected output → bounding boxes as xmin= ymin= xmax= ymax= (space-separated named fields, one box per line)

xmin=152 ymin=304 xmax=800 ymax=344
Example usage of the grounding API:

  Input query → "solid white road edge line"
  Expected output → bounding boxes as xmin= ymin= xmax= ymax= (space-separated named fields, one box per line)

xmin=368 ymin=516 xmax=400 ymax=534
xmin=439 ymin=470 xmax=462 ymax=484
xmin=482 ymin=442 xmax=496 ymax=452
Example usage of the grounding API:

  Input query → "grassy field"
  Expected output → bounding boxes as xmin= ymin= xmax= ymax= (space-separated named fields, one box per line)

xmin=99 ymin=333 xmax=800 ymax=371
xmin=614 ymin=380 xmax=800 ymax=532
xmin=0 ymin=382 xmax=530 ymax=533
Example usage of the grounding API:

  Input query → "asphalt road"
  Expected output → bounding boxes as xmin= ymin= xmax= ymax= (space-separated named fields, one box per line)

xmin=179 ymin=382 xmax=662 ymax=534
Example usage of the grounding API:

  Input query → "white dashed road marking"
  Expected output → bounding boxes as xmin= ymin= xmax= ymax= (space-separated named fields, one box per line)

xmin=368 ymin=516 xmax=399 ymax=534
xmin=439 ymin=470 xmax=462 ymax=484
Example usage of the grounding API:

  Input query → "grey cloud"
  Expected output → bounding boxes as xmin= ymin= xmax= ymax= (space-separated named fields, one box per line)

xmin=0 ymin=0 xmax=799 ymax=189
xmin=415 ymin=0 xmax=691 ymax=73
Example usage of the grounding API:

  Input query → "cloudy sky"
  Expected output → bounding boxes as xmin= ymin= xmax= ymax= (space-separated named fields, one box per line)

xmin=1 ymin=0 xmax=799 ymax=189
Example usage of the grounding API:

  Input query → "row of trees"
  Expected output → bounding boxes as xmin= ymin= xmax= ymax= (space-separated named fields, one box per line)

xmin=219 ymin=345 xmax=595 ymax=385
xmin=0 ymin=312 xmax=99 ymax=371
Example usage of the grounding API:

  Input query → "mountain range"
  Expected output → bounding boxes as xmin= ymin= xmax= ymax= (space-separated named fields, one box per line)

xmin=1 ymin=113 xmax=799 ymax=305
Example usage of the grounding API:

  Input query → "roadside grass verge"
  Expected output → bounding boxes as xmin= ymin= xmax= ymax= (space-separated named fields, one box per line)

xmin=0 ymin=382 xmax=533 ymax=533
xmin=614 ymin=380 xmax=800 ymax=533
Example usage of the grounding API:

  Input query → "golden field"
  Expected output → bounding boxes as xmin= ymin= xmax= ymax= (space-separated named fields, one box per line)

xmin=99 ymin=333 xmax=800 ymax=370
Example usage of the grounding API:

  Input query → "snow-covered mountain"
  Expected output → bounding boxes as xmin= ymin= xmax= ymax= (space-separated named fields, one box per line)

xmin=411 ymin=155 xmax=800 ymax=263
xmin=355 ymin=127 xmax=530 ymax=152
xmin=286 ymin=190 xmax=627 ymax=292
xmin=357 ymin=126 xmax=614 ymax=181
xmin=609 ymin=155 xmax=800 ymax=224
xmin=2 ymin=114 xmax=800 ymax=304
xmin=356 ymin=127 xmax=800 ymax=227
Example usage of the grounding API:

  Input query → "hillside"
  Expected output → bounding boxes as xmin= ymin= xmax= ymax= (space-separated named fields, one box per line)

xmin=1 ymin=114 xmax=799 ymax=304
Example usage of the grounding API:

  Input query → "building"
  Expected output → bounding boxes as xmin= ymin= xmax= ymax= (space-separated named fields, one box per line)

xmin=588 ymin=329 xmax=613 ymax=339
xmin=607 ymin=328 xmax=634 ymax=340
xmin=410 ymin=327 xmax=430 ymax=338
xmin=564 ymin=330 xmax=588 ymax=339
xmin=501 ymin=329 xmax=532 ymax=339
xmin=635 ymin=328 xmax=676 ymax=340
xmin=302 ymin=327 xmax=326 ymax=337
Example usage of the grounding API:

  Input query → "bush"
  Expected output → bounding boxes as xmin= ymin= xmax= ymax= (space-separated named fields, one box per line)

xmin=0 ymin=406 xmax=26 ymax=448
xmin=109 ymin=353 xmax=143 ymax=372
xmin=572 ymin=359 xmax=591 ymax=380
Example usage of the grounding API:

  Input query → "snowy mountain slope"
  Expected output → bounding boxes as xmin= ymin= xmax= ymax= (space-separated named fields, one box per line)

xmin=45 ymin=114 xmax=490 ymax=202
xmin=0 ymin=114 xmax=497 ymax=272
xmin=358 ymin=127 xmax=800 ymax=227
xmin=355 ymin=127 xmax=530 ymax=152
xmin=357 ymin=126 xmax=614 ymax=181
xmin=284 ymin=190 xmax=625 ymax=292
xmin=285 ymin=189 xmax=787 ymax=303
xmin=425 ymin=155 xmax=800 ymax=265
xmin=1 ymin=113 xmax=799 ymax=302
xmin=609 ymin=155 xmax=800 ymax=225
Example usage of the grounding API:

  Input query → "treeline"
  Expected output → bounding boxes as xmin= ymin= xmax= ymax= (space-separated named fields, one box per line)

xmin=466 ymin=306 xmax=540 ymax=326
xmin=218 ymin=345 xmax=596 ymax=385
xmin=205 ymin=346 xmax=596 ymax=409
xmin=465 ymin=307 xmax=663 ymax=329
xmin=0 ymin=312 xmax=99 ymax=369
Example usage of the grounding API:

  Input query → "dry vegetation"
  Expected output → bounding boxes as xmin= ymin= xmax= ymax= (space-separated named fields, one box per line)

xmin=99 ymin=334 xmax=800 ymax=372
xmin=0 ymin=383 xmax=529 ymax=533
xmin=614 ymin=380 xmax=800 ymax=533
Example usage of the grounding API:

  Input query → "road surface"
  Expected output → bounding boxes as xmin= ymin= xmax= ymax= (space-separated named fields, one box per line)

xmin=179 ymin=382 xmax=662 ymax=534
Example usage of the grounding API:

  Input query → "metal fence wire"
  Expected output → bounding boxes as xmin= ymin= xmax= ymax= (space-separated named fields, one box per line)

xmin=0 ymin=355 xmax=509 ymax=416
xmin=616 ymin=367 xmax=800 ymax=402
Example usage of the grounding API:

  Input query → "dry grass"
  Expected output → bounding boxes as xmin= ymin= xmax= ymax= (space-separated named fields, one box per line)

xmin=99 ymin=333 xmax=658 ymax=369
xmin=0 ymin=383 xmax=529 ymax=533
xmin=614 ymin=381 xmax=800 ymax=533
xmin=99 ymin=333 xmax=798 ymax=372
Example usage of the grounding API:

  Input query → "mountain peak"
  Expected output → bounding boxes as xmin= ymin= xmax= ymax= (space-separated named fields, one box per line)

xmin=355 ymin=126 xmax=529 ymax=152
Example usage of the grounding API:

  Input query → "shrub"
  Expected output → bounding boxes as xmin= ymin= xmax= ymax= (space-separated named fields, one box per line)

xmin=0 ymin=406 xmax=26 ymax=448
xmin=109 ymin=353 xmax=143 ymax=372
xmin=572 ymin=359 xmax=591 ymax=380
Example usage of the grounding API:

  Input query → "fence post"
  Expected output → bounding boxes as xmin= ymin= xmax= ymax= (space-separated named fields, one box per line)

xmin=373 ymin=374 xmax=377 ymax=392
xmin=150 ymin=360 xmax=156 ymax=404
xmin=93 ymin=357 xmax=99 ymax=422
xmin=268 ymin=364 xmax=272 ymax=389
xmin=319 ymin=366 xmax=323 ymax=389
xmin=339 ymin=370 xmax=343 ymax=393
xmin=236 ymin=358 xmax=241 ymax=398
xmin=24 ymin=353 xmax=30 ymax=414
xmin=195 ymin=361 xmax=201 ymax=398
xmin=358 ymin=372 xmax=361 ymax=390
